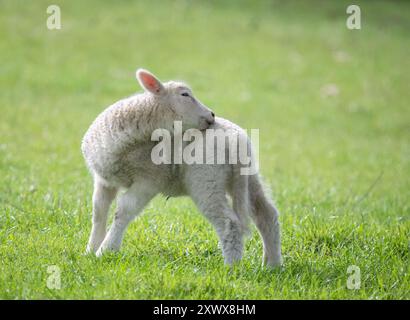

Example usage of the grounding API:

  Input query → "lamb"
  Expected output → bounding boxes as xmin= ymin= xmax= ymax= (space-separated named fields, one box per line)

xmin=81 ymin=68 xmax=282 ymax=267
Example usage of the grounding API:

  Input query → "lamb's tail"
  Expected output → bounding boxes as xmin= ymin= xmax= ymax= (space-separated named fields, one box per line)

xmin=231 ymin=135 xmax=255 ymax=236
xmin=248 ymin=172 xmax=282 ymax=265
xmin=248 ymin=173 xmax=278 ymax=221
xmin=232 ymin=168 xmax=279 ymax=239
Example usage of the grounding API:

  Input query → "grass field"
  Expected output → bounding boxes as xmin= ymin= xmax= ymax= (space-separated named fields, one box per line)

xmin=0 ymin=0 xmax=409 ymax=299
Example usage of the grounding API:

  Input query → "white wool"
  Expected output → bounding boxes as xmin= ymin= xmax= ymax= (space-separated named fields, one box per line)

xmin=82 ymin=69 xmax=282 ymax=267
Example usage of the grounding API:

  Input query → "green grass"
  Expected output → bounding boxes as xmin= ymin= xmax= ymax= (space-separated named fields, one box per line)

xmin=0 ymin=0 xmax=409 ymax=299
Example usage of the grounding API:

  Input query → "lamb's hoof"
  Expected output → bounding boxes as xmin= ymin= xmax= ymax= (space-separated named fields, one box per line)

xmin=84 ymin=245 xmax=97 ymax=256
xmin=96 ymin=245 xmax=119 ymax=257
xmin=95 ymin=247 xmax=104 ymax=257
xmin=223 ymin=255 xmax=242 ymax=267
xmin=263 ymin=257 xmax=283 ymax=269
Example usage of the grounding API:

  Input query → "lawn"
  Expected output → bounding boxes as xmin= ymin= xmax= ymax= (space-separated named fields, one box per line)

xmin=0 ymin=0 xmax=409 ymax=299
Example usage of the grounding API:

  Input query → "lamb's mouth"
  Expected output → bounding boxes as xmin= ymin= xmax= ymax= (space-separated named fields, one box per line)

xmin=199 ymin=119 xmax=215 ymax=131
xmin=199 ymin=123 xmax=212 ymax=131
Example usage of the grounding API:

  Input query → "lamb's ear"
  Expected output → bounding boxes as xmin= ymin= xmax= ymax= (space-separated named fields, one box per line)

xmin=136 ymin=69 xmax=165 ymax=95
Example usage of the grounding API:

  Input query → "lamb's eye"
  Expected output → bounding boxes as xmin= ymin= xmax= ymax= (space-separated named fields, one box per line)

xmin=181 ymin=92 xmax=189 ymax=97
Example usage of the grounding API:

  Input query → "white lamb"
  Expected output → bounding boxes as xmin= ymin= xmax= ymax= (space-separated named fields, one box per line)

xmin=81 ymin=69 xmax=282 ymax=267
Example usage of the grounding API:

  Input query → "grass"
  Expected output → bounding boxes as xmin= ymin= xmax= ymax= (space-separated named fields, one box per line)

xmin=0 ymin=0 xmax=409 ymax=299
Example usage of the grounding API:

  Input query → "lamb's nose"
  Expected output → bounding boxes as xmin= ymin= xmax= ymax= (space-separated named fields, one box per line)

xmin=207 ymin=113 xmax=215 ymax=125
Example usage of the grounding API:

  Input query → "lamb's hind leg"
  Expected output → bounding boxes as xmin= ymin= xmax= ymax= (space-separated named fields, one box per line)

xmin=190 ymin=189 xmax=245 ymax=265
xmin=251 ymin=192 xmax=282 ymax=267
xmin=96 ymin=183 xmax=156 ymax=256
xmin=86 ymin=179 xmax=117 ymax=253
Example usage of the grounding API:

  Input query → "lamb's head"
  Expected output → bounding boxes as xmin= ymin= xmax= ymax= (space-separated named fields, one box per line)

xmin=136 ymin=68 xmax=215 ymax=131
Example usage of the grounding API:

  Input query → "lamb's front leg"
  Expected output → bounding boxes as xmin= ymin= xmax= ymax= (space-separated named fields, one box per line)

xmin=86 ymin=180 xmax=117 ymax=254
xmin=96 ymin=184 xmax=156 ymax=256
